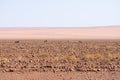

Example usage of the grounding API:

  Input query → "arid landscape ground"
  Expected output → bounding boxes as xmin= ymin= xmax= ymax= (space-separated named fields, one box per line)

xmin=0 ymin=27 xmax=120 ymax=80
xmin=0 ymin=26 xmax=120 ymax=39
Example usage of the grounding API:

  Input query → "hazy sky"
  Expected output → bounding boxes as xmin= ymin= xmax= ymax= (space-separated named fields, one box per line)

xmin=0 ymin=0 xmax=120 ymax=27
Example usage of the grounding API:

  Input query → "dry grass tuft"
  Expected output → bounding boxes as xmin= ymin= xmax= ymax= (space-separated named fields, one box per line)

xmin=84 ymin=54 xmax=95 ymax=59
xmin=53 ymin=55 xmax=78 ymax=62
xmin=69 ymin=55 xmax=78 ymax=61
xmin=2 ymin=58 xmax=9 ymax=63
xmin=53 ymin=57 xmax=59 ymax=62
xmin=84 ymin=53 xmax=120 ymax=60
xmin=39 ymin=53 xmax=49 ymax=58
xmin=107 ymin=53 xmax=120 ymax=59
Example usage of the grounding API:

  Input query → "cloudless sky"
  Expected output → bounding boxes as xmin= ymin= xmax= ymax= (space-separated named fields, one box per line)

xmin=0 ymin=0 xmax=120 ymax=27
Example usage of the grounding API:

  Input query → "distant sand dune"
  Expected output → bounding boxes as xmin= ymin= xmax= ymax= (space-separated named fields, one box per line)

xmin=0 ymin=26 xmax=120 ymax=39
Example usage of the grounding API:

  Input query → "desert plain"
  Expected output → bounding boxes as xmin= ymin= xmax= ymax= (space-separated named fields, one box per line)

xmin=0 ymin=26 xmax=120 ymax=80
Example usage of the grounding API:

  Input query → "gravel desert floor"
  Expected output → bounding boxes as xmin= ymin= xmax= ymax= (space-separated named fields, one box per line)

xmin=0 ymin=40 xmax=120 ymax=80
xmin=0 ymin=72 xmax=120 ymax=80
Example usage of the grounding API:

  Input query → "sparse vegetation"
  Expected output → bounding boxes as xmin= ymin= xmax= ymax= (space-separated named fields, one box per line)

xmin=68 ymin=55 xmax=78 ymax=61
xmin=39 ymin=53 xmax=49 ymax=58
xmin=2 ymin=57 xmax=9 ymax=63
xmin=53 ymin=57 xmax=59 ymax=62
xmin=84 ymin=53 xmax=104 ymax=59
xmin=53 ymin=55 xmax=78 ymax=62
xmin=84 ymin=53 xmax=120 ymax=60
xmin=107 ymin=53 xmax=120 ymax=59
xmin=0 ymin=40 xmax=120 ymax=72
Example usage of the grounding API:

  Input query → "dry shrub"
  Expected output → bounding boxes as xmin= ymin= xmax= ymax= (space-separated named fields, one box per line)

xmin=84 ymin=54 xmax=94 ymax=59
xmin=94 ymin=53 xmax=104 ymax=59
xmin=53 ymin=55 xmax=78 ymax=62
xmin=61 ymin=56 xmax=69 ymax=62
xmin=60 ymin=55 xmax=78 ymax=62
xmin=15 ymin=56 xmax=27 ymax=62
xmin=69 ymin=55 xmax=78 ymax=61
xmin=2 ymin=58 xmax=9 ymax=63
xmin=84 ymin=53 xmax=120 ymax=60
xmin=102 ymin=58 xmax=110 ymax=63
xmin=39 ymin=53 xmax=49 ymax=58
xmin=53 ymin=57 xmax=59 ymax=62
xmin=107 ymin=53 xmax=120 ymax=59
xmin=84 ymin=53 xmax=104 ymax=59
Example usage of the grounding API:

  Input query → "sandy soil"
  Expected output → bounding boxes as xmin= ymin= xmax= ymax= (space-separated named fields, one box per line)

xmin=0 ymin=26 xmax=120 ymax=39
xmin=0 ymin=40 xmax=120 ymax=80
xmin=0 ymin=72 xmax=120 ymax=80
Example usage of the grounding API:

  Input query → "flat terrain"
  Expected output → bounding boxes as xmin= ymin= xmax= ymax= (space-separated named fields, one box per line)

xmin=0 ymin=26 xmax=120 ymax=80
xmin=0 ymin=72 xmax=120 ymax=80
xmin=0 ymin=26 xmax=120 ymax=39
xmin=0 ymin=40 xmax=120 ymax=80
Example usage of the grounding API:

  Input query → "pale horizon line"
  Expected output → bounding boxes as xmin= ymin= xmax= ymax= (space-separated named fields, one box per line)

xmin=0 ymin=25 xmax=120 ymax=40
xmin=0 ymin=25 xmax=120 ymax=29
